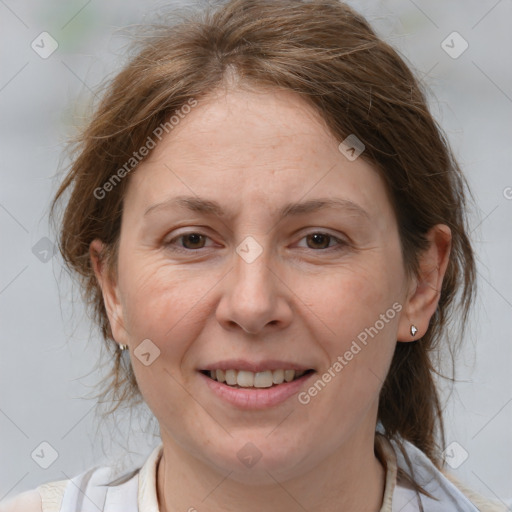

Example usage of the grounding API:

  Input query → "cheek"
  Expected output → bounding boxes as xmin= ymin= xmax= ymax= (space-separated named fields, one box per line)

xmin=312 ymin=259 xmax=402 ymax=339
xmin=304 ymin=255 xmax=403 ymax=392
xmin=116 ymin=261 xmax=213 ymax=418
xmin=118 ymin=255 xmax=218 ymax=358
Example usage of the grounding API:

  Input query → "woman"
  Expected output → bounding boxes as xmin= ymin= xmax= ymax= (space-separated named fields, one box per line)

xmin=2 ymin=0 xmax=507 ymax=511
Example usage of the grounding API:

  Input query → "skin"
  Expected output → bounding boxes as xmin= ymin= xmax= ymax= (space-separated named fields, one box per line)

xmin=91 ymin=85 xmax=451 ymax=512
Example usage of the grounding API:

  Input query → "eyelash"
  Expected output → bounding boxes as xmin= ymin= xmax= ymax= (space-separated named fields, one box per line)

xmin=164 ymin=231 xmax=348 ymax=254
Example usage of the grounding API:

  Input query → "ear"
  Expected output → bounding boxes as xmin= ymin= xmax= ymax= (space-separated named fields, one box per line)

xmin=397 ymin=224 xmax=451 ymax=342
xmin=89 ymin=239 xmax=129 ymax=347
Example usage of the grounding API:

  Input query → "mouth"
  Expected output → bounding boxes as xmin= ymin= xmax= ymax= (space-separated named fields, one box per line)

xmin=199 ymin=368 xmax=316 ymax=389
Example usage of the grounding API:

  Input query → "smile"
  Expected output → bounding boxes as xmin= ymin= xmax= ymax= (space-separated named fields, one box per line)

xmin=200 ymin=368 xmax=315 ymax=388
xmin=198 ymin=367 xmax=317 ymax=409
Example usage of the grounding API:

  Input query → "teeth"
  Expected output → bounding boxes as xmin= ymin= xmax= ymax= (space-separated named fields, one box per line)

xmin=284 ymin=369 xmax=295 ymax=382
xmin=237 ymin=370 xmax=254 ymax=387
xmin=254 ymin=371 xmax=273 ymax=388
xmin=206 ymin=369 xmax=309 ymax=387
xmin=225 ymin=369 xmax=237 ymax=385
xmin=272 ymin=369 xmax=284 ymax=385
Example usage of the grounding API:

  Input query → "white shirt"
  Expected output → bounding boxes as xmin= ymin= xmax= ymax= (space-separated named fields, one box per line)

xmin=3 ymin=434 xmax=508 ymax=511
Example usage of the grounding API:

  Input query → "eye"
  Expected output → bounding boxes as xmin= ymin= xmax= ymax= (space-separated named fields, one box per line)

xmin=296 ymin=232 xmax=348 ymax=251
xmin=164 ymin=230 xmax=348 ymax=253
xmin=165 ymin=232 xmax=213 ymax=251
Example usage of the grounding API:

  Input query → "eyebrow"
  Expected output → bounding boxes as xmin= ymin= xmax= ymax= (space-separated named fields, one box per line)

xmin=143 ymin=195 xmax=370 ymax=220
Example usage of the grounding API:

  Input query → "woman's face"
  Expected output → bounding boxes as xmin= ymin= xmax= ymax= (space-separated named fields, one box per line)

xmin=96 ymin=86 xmax=415 ymax=482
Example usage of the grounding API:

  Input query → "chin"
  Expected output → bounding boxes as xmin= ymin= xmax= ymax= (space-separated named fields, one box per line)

xmin=202 ymin=439 xmax=312 ymax=484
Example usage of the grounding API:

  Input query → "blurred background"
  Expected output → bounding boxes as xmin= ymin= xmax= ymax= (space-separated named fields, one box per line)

xmin=1 ymin=0 xmax=511 ymax=506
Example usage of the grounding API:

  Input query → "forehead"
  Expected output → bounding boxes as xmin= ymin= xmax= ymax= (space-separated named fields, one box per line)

xmin=164 ymin=86 xmax=336 ymax=163
xmin=123 ymin=86 xmax=394 ymax=225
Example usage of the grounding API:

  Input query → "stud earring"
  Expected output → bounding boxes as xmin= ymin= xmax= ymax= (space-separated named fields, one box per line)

xmin=119 ymin=344 xmax=128 ymax=351
xmin=410 ymin=325 xmax=418 ymax=337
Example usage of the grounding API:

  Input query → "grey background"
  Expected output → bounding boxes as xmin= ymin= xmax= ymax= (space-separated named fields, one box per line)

xmin=1 ymin=0 xmax=511 ymax=506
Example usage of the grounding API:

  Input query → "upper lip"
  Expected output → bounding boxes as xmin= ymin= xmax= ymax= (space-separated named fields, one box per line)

xmin=200 ymin=359 xmax=315 ymax=373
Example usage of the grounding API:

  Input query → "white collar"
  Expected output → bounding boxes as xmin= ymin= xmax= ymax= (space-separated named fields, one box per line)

xmin=97 ymin=435 xmax=482 ymax=512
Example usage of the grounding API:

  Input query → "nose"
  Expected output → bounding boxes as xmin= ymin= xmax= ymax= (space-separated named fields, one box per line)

xmin=215 ymin=242 xmax=293 ymax=335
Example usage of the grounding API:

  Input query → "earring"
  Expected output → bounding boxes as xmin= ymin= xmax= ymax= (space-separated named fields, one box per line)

xmin=119 ymin=344 xmax=128 ymax=351
xmin=410 ymin=325 xmax=418 ymax=337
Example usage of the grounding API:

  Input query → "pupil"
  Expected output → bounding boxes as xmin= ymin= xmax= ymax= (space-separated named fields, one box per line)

xmin=184 ymin=234 xmax=203 ymax=248
xmin=309 ymin=233 xmax=329 ymax=249
xmin=184 ymin=234 xmax=329 ymax=250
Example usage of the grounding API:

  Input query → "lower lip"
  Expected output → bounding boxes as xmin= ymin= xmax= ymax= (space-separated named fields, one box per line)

xmin=199 ymin=371 xmax=315 ymax=410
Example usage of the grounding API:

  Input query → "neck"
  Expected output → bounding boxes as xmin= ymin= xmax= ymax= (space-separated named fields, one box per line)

xmin=156 ymin=423 xmax=386 ymax=512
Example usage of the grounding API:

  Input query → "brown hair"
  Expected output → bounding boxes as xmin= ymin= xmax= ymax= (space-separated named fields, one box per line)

xmin=51 ymin=0 xmax=475 ymax=474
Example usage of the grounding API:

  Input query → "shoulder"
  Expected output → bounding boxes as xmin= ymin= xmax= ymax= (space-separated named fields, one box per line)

xmin=0 ymin=488 xmax=42 ymax=512
xmin=0 ymin=447 xmax=161 ymax=512
xmin=442 ymin=471 xmax=510 ymax=512
xmin=0 ymin=465 xmax=136 ymax=512
xmin=382 ymin=434 xmax=510 ymax=512
xmin=0 ymin=478 xmax=69 ymax=512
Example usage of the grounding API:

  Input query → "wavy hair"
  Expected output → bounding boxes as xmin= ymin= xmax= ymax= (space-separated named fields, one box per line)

xmin=51 ymin=0 xmax=476 ymax=485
